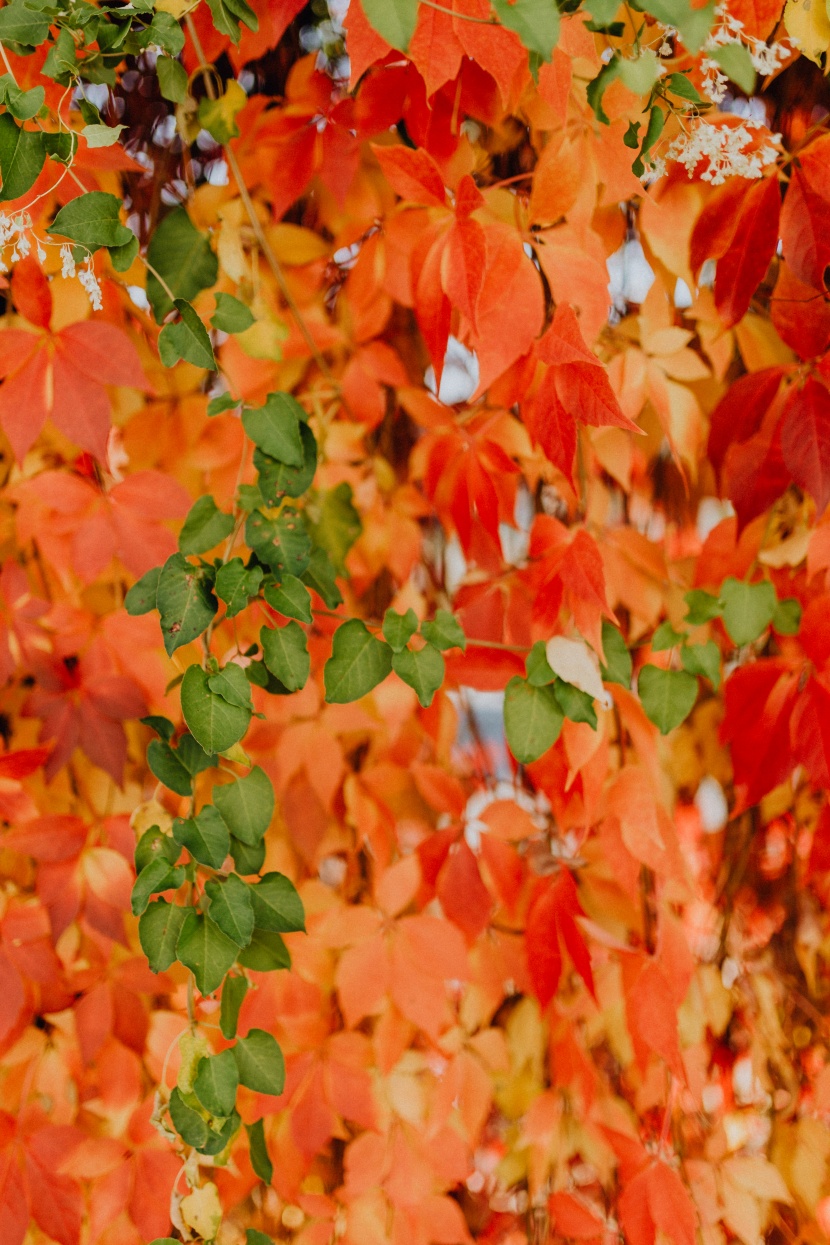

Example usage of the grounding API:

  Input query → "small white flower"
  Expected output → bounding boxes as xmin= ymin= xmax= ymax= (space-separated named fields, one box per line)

xmin=79 ymin=263 xmax=103 ymax=311
xmin=60 ymin=243 xmax=76 ymax=279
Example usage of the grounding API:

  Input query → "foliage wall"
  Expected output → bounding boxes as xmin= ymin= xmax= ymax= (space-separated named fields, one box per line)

xmin=1 ymin=0 xmax=830 ymax=1243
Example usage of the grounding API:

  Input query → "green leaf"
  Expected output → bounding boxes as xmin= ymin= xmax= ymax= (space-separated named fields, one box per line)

xmin=159 ymin=299 xmax=216 ymax=371
xmin=419 ymin=609 xmax=466 ymax=653
xmin=248 ymin=872 xmax=305 ymax=933
xmin=503 ymin=677 xmax=564 ymax=764
xmin=109 ymin=232 xmax=139 ymax=272
xmin=208 ymin=662 xmax=253 ymax=711
xmin=255 ymin=421 xmax=318 ymax=502
xmin=681 ymin=641 xmax=721 ymax=690
xmin=324 ymin=619 xmax=393 ymax=703
xmin=773 ymin=597 xmax=802 ymax=635
xmin=135 ymin=825 xmax=180 ymax=872
xmin=392 ymin=644 xmax=445 ymax=708
xmin=212 ymin=291 xmax=255 ymax=334
xmin=309 ymin=482 xmax=361 ymax=572
xmin=157 ymin=552 xmax=217 ymax=655
xmin=525 ymin=640 xmax=556 ymax=687
xmin=233 ymin=1028 xmax=285 ymax=1095
xmin=220 ymin=973 xmax=249 ymax=1039
xmin=168 ymin=1087 xmax=210 ymax=1151
xmin=176 ymin=910 xmax=239 ymax=996
xmin=181 ymin=664 xmax=252 ymax=754
xmin=194 ymin=1049 xmax=239 ymax=1118
xmin=230 ymin=835 xmax=266 ymax=876
xmin=177 ymin=734 xmax=218 ymax=776
xmin=213 ymin=766 xmax=274 ymax=846
xmin=360 ymin=0 xmax=417 ymax=50
xmin=199 ymin=79 xmax=247 ymax=144
xmin=553 ymin=679 xmax=598 ymax=728
xmin=139 ymin=899 xmax=187 ymax=972
xmin=157 ymin=55 xmax=188 ymax=103
xmin=301 ymin=547 xmax=343 ymax=609
xmin=684 ymin=589 xmax=722 ymax=625
xmin=0 ymin=76 xmax=45 ymax=121
xmin=147 ymin=10 xmax=186 ymax=54
xmin=383 ymin=608 xmax=418 ymax=652
xmin=131 ymin=858 xmax=185 ymax=916
xmin=586 ymin=54 xmax=620 ymax=125
xmin=0 ymin=115 xmax=44 ymax=203
xmin=125 ymin=565 xmax=160 ymax=615
xmin=82 ymin=123 xmax=126 ymax=148
xmin=208 ymin=393 xmax=239 ymax=417
xmin=619 ymin=49 xmax=662 ymax=95
xmin=263 ymin=574 xmax=312 ymax=623
xmin=651 ymin=620 xmax=684 ymax=652
xmin=246 ymin=509 xmax=311 ymax=577
xmin=173 ymin=805 xmax=231 ymax=869
xmin=141 ymin=715 xmax=175 ymax=741
xmin=205 ymin=873 xmax=255 ymax=947
xmin=664 ymin=71 xmax=705 ymax=103
xmin=638 ymin=665 xmax=698 ymax=734
xmin=146 ymin=206 xmax=218 ymax=323
xmin=583 ymin=0 xmax=621 ymax=19
xmin=237 ymin=927 xmax=290 ymax=971
xmin=147 ymin=739 xmax=193 ymax=796
xmin=0 ymin=1 xmax=51 ymax=46
xmin=247 ymin=1119 xmax=273 ymax=1185
xmin=599 ymin=621 xmax=632 ymax=687
xmin=719 ymin=577 xmax=776 ymax=646
xmin=206 ymin=0 xmax=258 ymax=42
xmin=490 ymin=0 xmax=559 ymax=59
xmin=243 ymin=394 xmax=303 ymax=466
xmin=48 ymin=190 xmax=132 ymax=249
xmin=639 ymin=0 xmax=716 ymax=52
xmin=711 ymin=41 xmax=756 ymax=93
xmin=247 ymin=1231 xmax=275 ymax=1245
xmin=216 ymin=559 xmax=263 ymax=619
xmin=260 ymin=621 xmax=310 ymax=692
xmin=632 ymin=104 xmax=665 ymax=177
xmin=179 ymin=495 xmax=234 ymax=555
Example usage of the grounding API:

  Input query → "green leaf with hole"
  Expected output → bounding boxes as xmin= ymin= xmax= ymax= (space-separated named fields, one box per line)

xmin=48 ymin=190 xmax=133 ymax=249
xmin=248 ymin=872 xmax=305 ymax=933
xmin=360 ymin=0 xmax=417 ymax=50
xmin=0 ymin=115 xmax=44 ymax=203
xmin=220 ymin=973 xmax=248 ymax=1039
xmin=194 ymin=1049 xmax=239 ymax=1118
xmin=181 ymin=664 xmax=251 ymax=754
xmin=324 ymin=619 xmax=392 ymax=703
xmin=173 ymin=805 xmax=230 ymax=869
xmin=504 ymin=677 xmax=564 ymax=764
xmin=638 ymin=665 xmax=698 ymax=734
xmin=176 ymin=910 xmax=239 ymax=996
xmin=490 ymin=0 xmax=559 ymax=59
xmin=212 ymin=290 xmax=255 ymax=333
xmin=681 ymin=641 xmax=721 ymax=689
xmin=213 ymin=766 xmax=274 ymax=846
xmin=139 ymin=899 xmax=187 ymax=972
xmin=420 ymin=609 xmax=466 ymax=652
xmin=159 ymin=300 xmax=216 ymax=371
xmin=260 ymin=621 xmax=309 ymax=692
xmin=205 ymin=873 xmax=255 ymax=947
xmin=263 ymin=574 xmax=312 ymax=623
xmin=146 ymin=206 xmax=218 ymax=322
xmin=233 ymin=1028 xmax=285 ymax=1095
xmin=135 ymin=825 xmax=179 ymax=872
xmin=246 ymin=508 xmax=311 ymax=577
xmin=392 ymin=643 xmax=445 ymax=707
xmin=157 ymin=553 xmax=217 ymax=655
xmin=383 ymin=608 xmax=418 ymax=652
xmin=719 ymin=577 xmax=776 ymax=646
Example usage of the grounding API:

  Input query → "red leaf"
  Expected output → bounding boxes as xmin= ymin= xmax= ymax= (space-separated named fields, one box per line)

xmin=373 ymin=143 xmax=447 ymax=208
xmin=708 ymin=366 xmax=787 ymax=474
xmin=441 ymin=218 xmax=487 ymax=329
xmin=689 ymin=177 xmax=752 ymax=275
xmin=770 ymin=262 xmax=830 ymax=359
xmin=780 ymin=376 xmax=830 ymax=514
xmin=524 ymin=367 xmax=577 ymax=486
xmin=714 ymin=174 xmax=780 ymax=327
xmin=436 ymin=839 xmax=492 ymax=941
xmin=526 ymin=870 xmax=593 ymax=1008
xmin=11 ymin=258 xmax=52 ymax=329
xmin=780 ymin=133 xmax=830 ymax=288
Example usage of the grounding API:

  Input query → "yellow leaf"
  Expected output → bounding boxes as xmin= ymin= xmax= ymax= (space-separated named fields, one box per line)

xmin=181 ymin=1181 xmax=223 ymax=1241
xmin=177 ymin=1030 xmax=210 ymax=1095
xmin=784 ymin=0 xmax=830 ymax=65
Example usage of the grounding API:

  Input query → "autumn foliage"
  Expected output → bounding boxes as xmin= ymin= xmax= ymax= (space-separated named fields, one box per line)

xmin=2 ymin=0 xmax=830 ymax=1243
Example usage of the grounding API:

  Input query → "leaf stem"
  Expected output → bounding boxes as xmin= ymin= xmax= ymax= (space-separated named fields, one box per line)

xmin=419 ymin=0 xmax=496 ymax=24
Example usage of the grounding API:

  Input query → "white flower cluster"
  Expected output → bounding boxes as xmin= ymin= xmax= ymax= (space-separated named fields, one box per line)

xmin=701 ymin=2 xmax=792 ymax=103
xmin=0 ymin=212 xmax=45 ymax=270
xmin=78 ymin=263 xmax=103 ymax=311
xmin=663 ymin=118 xmax=780 ymax=184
